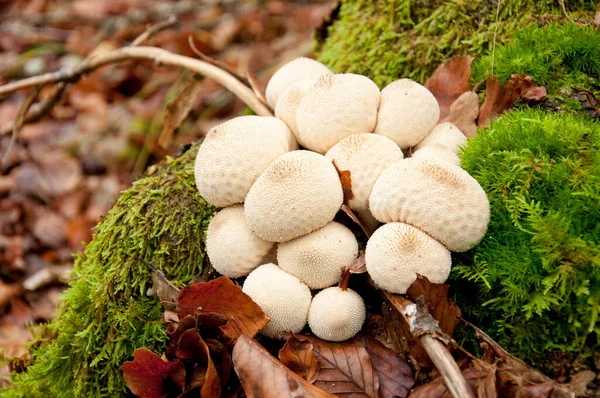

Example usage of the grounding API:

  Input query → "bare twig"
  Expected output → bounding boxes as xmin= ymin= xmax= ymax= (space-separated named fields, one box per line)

xmin=131 ymin=15 xmax=178 ymax=46
xmin=246 ymin=71 xmax=268 ymax=107
xmin=560 ymin=0 xmax=590 ymax=26
xmin=573 ymin=86 xmax=600 ymax=113
xmin=188 ymin=35 xmax=249 ymax=84
xmin=490 ymin=0 xmax=502 ymax=76
xmin=2 ymin=86 xmax=41 ymax=164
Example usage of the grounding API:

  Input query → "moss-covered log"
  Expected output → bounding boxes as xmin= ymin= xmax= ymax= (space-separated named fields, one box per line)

xmin=3 ymin=1 xmax=599 ymax=396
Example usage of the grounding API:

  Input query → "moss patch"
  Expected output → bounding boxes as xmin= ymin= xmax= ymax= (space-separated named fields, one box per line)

xmin=2 ymin=143 xmax=215 ymax=397
xmin=455 ymin=109 xmax=600 ymax=368
xmin=316 ymin=0 xmax=597 ymax=87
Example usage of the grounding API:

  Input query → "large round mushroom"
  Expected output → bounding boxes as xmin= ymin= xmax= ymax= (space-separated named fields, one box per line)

xmin=414 ymin=122 xmax=467 ymax=154
xmin=244 ymin=150 xmax=343 ymax=242
xmin=194 ymin=116 xmax=296 ymax=207
xmin=296 ymin=73 xmax=381 ymax=154
xmin=369 ymin=157 xmax=490 ymax=252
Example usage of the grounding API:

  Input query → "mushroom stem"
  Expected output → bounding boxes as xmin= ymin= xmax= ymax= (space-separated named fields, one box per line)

xmin=338 ymin=267 xmax=351 ymax=291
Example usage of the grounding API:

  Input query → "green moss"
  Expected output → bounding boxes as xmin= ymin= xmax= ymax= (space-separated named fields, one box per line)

xmin=454 ymin=109 xmax=600 ymax=367
xmin=316 ymin=0 xmax=597 ymax=87
xmin=2 ymin=143 xmax=215 ymax=397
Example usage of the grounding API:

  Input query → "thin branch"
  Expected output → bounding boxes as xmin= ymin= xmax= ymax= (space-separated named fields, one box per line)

xmin=246 ymin=71 xmax=268 ymax=107
xmin=560 ymin=0 xmax=590 ymax=27
xmin=490 ymin=0 xmax=502 ymax=76
xmin=188 ymin=35 xmax=249 ymax=84
xmin=131 ymin=15 xmax=178 ymax=46
xmin=2 ymin=86 xmax=41 ymax=164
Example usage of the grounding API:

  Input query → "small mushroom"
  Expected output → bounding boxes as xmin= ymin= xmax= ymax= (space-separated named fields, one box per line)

xmin=365 ymin=222 xmax=451 ymax=294
xmin=325 ymin=133 xmax=403 ymax=220
xmin=244 ymin=150 xmax=343 ymax=242
xmin=206 ymin=205 xmax=274 ymax=278
xmin=308 ymin=286 xmax=366 ymax=342
xmin=265 ymin=57 xmax=332 ymax=109
xmin=194 ymin=116 xmax=296 ymax=207
xmin=374 ymin=79 xmax=440 ymax=149
xmin=411 ymin=144 xmax=461 ymax=166
xmin=296 ymin=73 xmax=381 ymax=154
xmin=274 ymin=79 xmax=315 ymax=147
xmin=242 ymin=263 xmax=312 ymax=339
xmin=277 ymin=221 xmax=358 ymax=289
xmin=369 ymin=157 xmax=490 ymax=252
xmin=414 ymin=122 xmax=467 ymax=154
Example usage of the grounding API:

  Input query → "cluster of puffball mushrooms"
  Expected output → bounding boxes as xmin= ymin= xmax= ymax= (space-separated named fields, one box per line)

xmin=194 ymin=57 xmax=490 ymax=342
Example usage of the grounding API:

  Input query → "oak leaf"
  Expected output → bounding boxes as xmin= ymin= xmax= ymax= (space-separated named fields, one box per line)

xmin=425 ymin=56 xmax=474 ymax=119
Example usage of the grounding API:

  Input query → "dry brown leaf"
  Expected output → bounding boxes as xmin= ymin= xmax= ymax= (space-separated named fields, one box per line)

xmin=442 ymin=91 xmax=479 ymax=138
xmin=425 ymin=56 xmax=474 ymax=120
xmin=340 ymin=204 xmax=371 ymax=238
xmin=300 ymin=335 xmax=380 ymax=397
xmin=357 ymin=334 xmax=414 ymax=398
xmin=176 ymin=328 xmax=222 ymax=397
xmin=349 ymin=252 xmax=367 ymax=274
xmin=279 ymin=334 xmax=320 ymax=383
xmin=122 ymin=348 xmax=185 ymax=398
xmin=332 ymin=160 xmax=354 ymax=207
xmin=478 ymin=75 xmax=547 ymax=128
xmin=408 ymin=368 xmax=491 ymax=398
xmin=232 ymin=335 xmax=335 ymax=398
xmin=177 ymin=277 xmax=268 ymax=341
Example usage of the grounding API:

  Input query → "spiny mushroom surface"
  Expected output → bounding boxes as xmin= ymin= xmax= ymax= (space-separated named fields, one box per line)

xmin=374 ymin=79 xmax=440 ymax=149
xmin=244 ymin=150 xmax=343 ymax=242
xmin=325 ymin=133 xmax=403 ymax=218
xmin=277 ymin=221 xmax=358 ymax=289
xmin=194 ymin=116 xmax=296 ymax=207
xmin=206 ymin=205 xmax=274 ymax=278
xmin=411 ymin=144 xmax=461 ymax=166
xmin=242 ymin=263 xmax=312 ymax=339
xmin=265 ymin=57 xmax=332 ymax=109
xmin=274 ymin=79 xmax=315 ymax=146
xmin=308 ymin=286 xmax=366 ymax=342
xmin=369 ymin=157 xmax=490 ymax=252
xmin=296 ymin=73 xmax=381 ymax=154
xmin=414 ymin=122 xmax=467 ymax=153
xmin=365 ymin=222 xmax=451 ymax=294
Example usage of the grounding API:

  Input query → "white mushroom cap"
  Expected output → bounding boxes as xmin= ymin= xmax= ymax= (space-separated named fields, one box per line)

xmin=242 ymin=263 xmax=312 ymax=339
xmin=277 ymin=222 xmax=358 ymax=289
xmin=325 ymin=133 xmax=404 ymax=216
xmin=414 ymin=122 xmax=467 ymax=154
xmin=265 ymin=57 xmax=332 ymax=109
xmin=369 ymin=157 xmax=490 ymax=252
xmin=296 ymin=73 xmax=381 ymax=154
xmin=374 ymin=79 xmax=440 ymax=149
xmin=365 ymin=222 xmax=451 ymax=294
xmin=308 ymin=287 xmax=366 ymax=342
xmin=206 ymin=205 xmax=274 ymax=278
xmin=244 ymin=150 xmax=343 ymax=242
xmin=274 ymin=79 xmax=315 ymax=147
xmin=194 ymin=116 xmax=296 ymax=207
xmin=411 ymin=145 xmax=461 ymax=167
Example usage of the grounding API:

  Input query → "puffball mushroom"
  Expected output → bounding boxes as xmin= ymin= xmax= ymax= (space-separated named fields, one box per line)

xmin=194 ymin=116 xmax=296 ymax=207
xmin=244 ymin=150 xmax=343 ymax=242
xmin=365 ymin=222 xmax=451 ymax=294
xmin=369 ymin=157 xmax=490 ymax=252
xmin=308 ymin=286 xmax=366 ymax=342
xmin=277 ymin=221 xmax=358 ymax=289
xmin=414 ymin=122 xmax=467 ymax=154
xmin=374 ymin=79 xmax=440 ymax=149
xmin=265 ymin=57 xmax=332 ymax=109
xmin=411 ymin=144 xmax=461 ymax=167
xmin=296 ymin=73 xmax=381 ymax=154
xmin=206 ymin=205 xmax=274 ymax=278
xmin=325 ymin=133 xmax=404 ymax=218
xmin=242 ymin=263 xmax=312 ymax=339
xmin=274 ymin=79 xmax=315 ymax=146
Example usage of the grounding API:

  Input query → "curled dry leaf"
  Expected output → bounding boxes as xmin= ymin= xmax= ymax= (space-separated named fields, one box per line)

xmin=408 ymin=368 xmax=491 ymax=398
xmin=176 ymin=328 xmax=222 ymax=398
xmin=425 ymin=56 xmax=474 ymax=120
xmin=332 ymin=160 xmax=354 ymax=207
xmin=349 ymin=252 xmax=367 ymax=274
xmin=356 ymin=333 xmax=414 ymax=398
xmin=340 ymin=204 xmax=372 ymax=238
xmin=278 ymin=334 xmax=320 ymax=383
xmin=122 ymin=348 xmax=185 ymax=398
xmin=300 ymin=335 xmax=380 ymax=397
xmin=232 ymin=335 xmax=335 ymax=398
xmin=177 ymin=276 xmax=268 ymax=341
xmin=442 ymin=91 xmax=479 ymax=138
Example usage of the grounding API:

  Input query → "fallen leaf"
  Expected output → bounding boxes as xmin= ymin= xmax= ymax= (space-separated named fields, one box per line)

xmin=66 ymin=216 xmax=94 ymax=251
xmin=279 ymin=334 xmax=320 ymax=383
xmin=177 ymin=277 xmax=268 ymax=341
xmin=332 ymin=160 xmax=354 ymax=207
xmin=300 ymin=335 xmax=380 ymax=397
xmin=425 ymin=56 xmax=474 ymax=119
xmin=478 ymin=75 xmax=547 ymax=127
xmin=408 ymin=368 xmax=490 ymax=398
xmin=340 ymin=204 xmax=371 ymax=238
xmin=564 ymin=370 xmax=595 ymax=396
xmin=148 ymin=269 xmax=180 ymax=305
xmin=34 ymin=151 xmax=83 ymax=198
xmin=33 ymin=211 xmax=67 ymax=249
xmin=122 ymin=348 xmax=184 ymax=398
xmin=349 ymin=252 xmax=367 ymax=274
xmin=357 ymin=334 xmax=414 ymax=398
xmin=0 ymin=281 xmax=23 ymax=307
xmin=176 ymin=328 xmax=222 ymax=397
xmin=405 ymin=275 xmax=462 ymax=338
xmin=232 ymin=335 xmax=335 ymax=398
xmin=442 ymin=91 xmax=479 ymax=138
